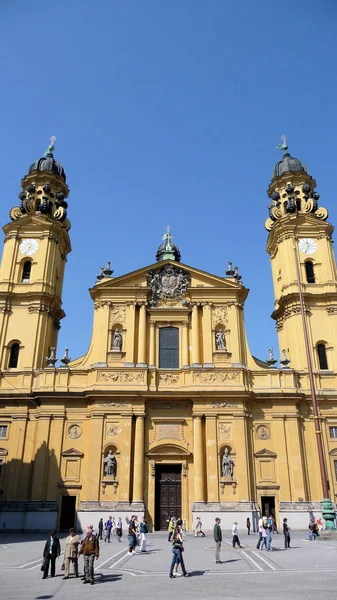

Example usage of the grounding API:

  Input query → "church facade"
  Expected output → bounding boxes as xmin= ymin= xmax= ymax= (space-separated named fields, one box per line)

xmin=0 ymin=143 xmax=337 ymax=531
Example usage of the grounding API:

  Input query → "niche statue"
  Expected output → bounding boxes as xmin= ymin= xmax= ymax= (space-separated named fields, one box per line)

xmin=222 ymin=447 xmax=233 ymax=478
xmin=104 ymin=450 xmax=117 ymax=478
xmin=112 ymin=329 xmax=122 ymax=351
xmin=215 ymin=330 xmax=226 ymax=351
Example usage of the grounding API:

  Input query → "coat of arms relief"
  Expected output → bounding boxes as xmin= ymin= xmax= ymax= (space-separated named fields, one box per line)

xmin=147 ymin=264 xmax=190 ymax=307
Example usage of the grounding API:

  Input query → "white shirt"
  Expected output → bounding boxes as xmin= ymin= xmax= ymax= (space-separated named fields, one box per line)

xmin=232 ymin=524 xmax=238 ymax=536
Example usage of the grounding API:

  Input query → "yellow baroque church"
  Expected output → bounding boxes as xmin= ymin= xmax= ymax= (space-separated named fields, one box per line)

xmin=0 ymin=141 xmax=337 ymax=532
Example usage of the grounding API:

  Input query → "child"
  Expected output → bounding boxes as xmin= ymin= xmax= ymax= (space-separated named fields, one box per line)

xmin=232 ymin=521 xmax=242 ymax=548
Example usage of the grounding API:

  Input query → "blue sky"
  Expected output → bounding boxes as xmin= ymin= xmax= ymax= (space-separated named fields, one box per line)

xmin=1 ymin=0 xmax=337 ymax=364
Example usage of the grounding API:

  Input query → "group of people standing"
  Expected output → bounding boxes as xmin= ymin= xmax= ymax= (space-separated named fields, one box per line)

xmin=42 ymin=525 xmax=99 ymax=585
xmin=98 ymin=516 xmax=123 ymax=542
xmin=127 ymin=515 xmax=148 ymax=554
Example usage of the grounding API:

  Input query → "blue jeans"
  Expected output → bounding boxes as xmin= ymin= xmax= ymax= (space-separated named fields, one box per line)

xmin=266 ymin=533 xmax=272 ymax=550
xmin=169 ymin=548 xmax=186 ymax=576
xmin=260 ymin=537 xmax=267 ymax=550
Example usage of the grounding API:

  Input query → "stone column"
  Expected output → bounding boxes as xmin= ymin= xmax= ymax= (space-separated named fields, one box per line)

xmin=191 ymin=305 xmax=201 ymax=367
xmin=182 ymin=320 xmax=189 ymax=368
xmin=193 ymin=415 xmax=206 ymax=502
xmin=149 ymin=321 xmax=156 ymax=368
xmin=132 ymin=416 xmax=145 ymax=503
xmin=125 ymin=303 xmax=136 ymax=366
xmin=202 ymin=304 xmax=214 ymax=367
xmin=137 ymin=304 xmax=147 ymax=367
xmin=30 ymin=416 xmax=51 ymax=501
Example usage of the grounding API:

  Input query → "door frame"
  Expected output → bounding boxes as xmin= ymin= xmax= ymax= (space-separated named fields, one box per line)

xmin=155 ymin=463 xmax=182 ymax=530
xmin=146 ymin=454 xmax=190 ymax=531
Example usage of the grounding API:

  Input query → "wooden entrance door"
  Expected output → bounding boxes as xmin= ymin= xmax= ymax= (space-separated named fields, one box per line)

xmin=155 ymin=465 xmax=181 ymax=530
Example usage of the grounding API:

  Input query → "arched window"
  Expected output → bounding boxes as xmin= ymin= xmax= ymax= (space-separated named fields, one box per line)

xmin=21 ymin=261 xmax=31 ymax=283
xmin=305 ymin=261 xmax=315 ymax=284
xmin=317 ymin=343 xmax=328 ymax=370
xmin=8 ymin=343 xmax=20 ymax=368
xmin=159 ymin=327 xmax=179 ymax=368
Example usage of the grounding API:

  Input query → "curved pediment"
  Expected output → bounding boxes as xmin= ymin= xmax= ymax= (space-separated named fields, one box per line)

xmin=0 ymin=448 xmax=8 ymax=456
xmin=146 ymin=443 xmax=191 ymax=457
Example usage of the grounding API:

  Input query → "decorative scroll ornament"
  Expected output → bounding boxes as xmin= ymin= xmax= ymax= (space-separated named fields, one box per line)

xmin=219 ymin=424 xmax=231 ymax=439
xmin=265 ymin=178 xmax=328 ymax=232
xmin=193 ymin=371 xmax=239 ymax=384
xmin=97 ymin=371 xmax=145 ymax=383
xmin=109 ymin=304 xmax=127 ymax=327
xmin=212 ymin=305 xmax=228 ymax=328
xmin=147 ymin=264 xmax=190 ymax=307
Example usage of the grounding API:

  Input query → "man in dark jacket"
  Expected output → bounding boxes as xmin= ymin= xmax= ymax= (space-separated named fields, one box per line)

xmin=98 ymin=518 xmax=104 ymax=540
xmin=42 ymin=529 xmax=61 ymax=579
xmin=213 ymin=517 xmax=222 ymax=564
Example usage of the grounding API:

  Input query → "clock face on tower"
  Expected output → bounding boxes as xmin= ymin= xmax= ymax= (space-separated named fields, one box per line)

xmin=19 ymin=239 xmax=39 ymax=256
xmin=298 ymin=238 xmax=318 ymax=255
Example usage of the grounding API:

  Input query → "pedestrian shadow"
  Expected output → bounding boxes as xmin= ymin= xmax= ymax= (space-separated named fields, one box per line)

xmin=187 ymin=570 xmax=206 ymax=577
xmin=96 ymin=574 xmax=122 ymax=584
xmin=35 ymin=596 xmax=54 ymax=599
xmin=221 ymin=559 xmax=240 ymax=564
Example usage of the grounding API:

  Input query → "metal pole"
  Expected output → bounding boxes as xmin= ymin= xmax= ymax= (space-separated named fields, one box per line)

xmin=293 ymin=238 xmax=329 ymax=498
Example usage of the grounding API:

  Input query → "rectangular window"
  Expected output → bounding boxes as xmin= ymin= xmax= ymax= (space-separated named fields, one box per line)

xmin=159 ymin=327 xmax=179 ymax=369
xmin=334 ymin=460 xmax=337 ymax=482
xmin=0 ymin=459 xmax=3 ymax=478
xmin=329 ymin=426 xmax=337 ymax=439
xmin=0 ymin=426 xmax=8 ymax=439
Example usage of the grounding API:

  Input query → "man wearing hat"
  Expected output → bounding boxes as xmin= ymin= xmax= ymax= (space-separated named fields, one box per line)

xmin=232 ymin=521 xmax=243 ymax=548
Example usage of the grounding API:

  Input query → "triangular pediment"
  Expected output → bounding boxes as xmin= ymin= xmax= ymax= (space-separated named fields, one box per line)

xmin=90 ymin=259 xmax=248 ymax=297
xmin=62 ymin=448 xmax=84 ymax=457
xmin=254 ymin=448 xmax=277 ymax=458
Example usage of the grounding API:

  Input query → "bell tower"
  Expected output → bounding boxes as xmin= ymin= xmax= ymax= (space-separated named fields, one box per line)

xmin=0 ymin=138 xmax=71 ymax=370
xmin=265 ymin=138 xmax=337 ymax=371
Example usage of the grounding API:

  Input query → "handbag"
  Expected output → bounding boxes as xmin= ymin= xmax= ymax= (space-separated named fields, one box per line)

xmin=41 ymin=559 xmax=46 ymax=572
xmin=173 ymin=539 xmax=183 ymax=550
xmin=61 ymin=562 xmax=65 ymax=571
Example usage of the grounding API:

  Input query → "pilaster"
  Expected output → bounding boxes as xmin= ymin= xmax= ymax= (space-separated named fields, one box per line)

xmin=132 ymin=415 xmax=145 ymax=502
xmin=124 ymin=303 xmax=136 ymax=366
xmin=137 ymin=304 xmax=147 ymax=367
xmin=191 ymin=304 xmax=201 ymax=367
xmin=182 ymin=320 xmax=189 ymax=368
xmin=193 ymin=415 xmax=205 ymax=502
xmin=205 ymin=416 xmax=219 ymax=502
xmin=202 ymin=304 xmax=214 ymax=367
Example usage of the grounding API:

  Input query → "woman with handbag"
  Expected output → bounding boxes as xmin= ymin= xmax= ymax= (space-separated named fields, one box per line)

xmin=169 ymin=519 xmax=189 ymax=578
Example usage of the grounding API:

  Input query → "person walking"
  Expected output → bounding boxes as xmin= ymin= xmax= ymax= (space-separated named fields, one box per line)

xmin=260 ymin=524 xmax=267 ymax=550
xmin=246 ymin=517 xmax=251 ymax=535
xmin=306 ymin=519 xmax=319 ymax=541
xmin=232 ymin=521 xmax=242 ymax=548
xmin=98 ymin=518 xmax=104 ymax=540
xmin=169 ymin=520 xmax=188 ymax=578
xmin=78 ymin=526 xmax=99 ymax=585
xmin=213 ymin=517 xmax=222 ymax=564
xmin=256 ymin=516 xmax=263 ymax=549
xmin=140 ymin=516 xmax=148 ymax=552
xmin=127 ymin=516 xmax=138 ymax=555
xmin=42 ymin=529 xmax=61 ymax=579
xmin=271 ymin=515 xmax=279 ymax=534
xmin=168 ymin=517 xmax=175 ymax=542
xmin=195 ymin=516 xmax=205 ymax=537
xmin=283 ymin=518 xmax=291 ymax=549
xmin=116 ymin=517 xmax=123 ymax=542
xmin=63 ymin=527 xmax=80 ymax=579
xmin=105 ymin=516 xmax=113 ymax=543
xmin=266 ymin=524 xmax=273 ymax=552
